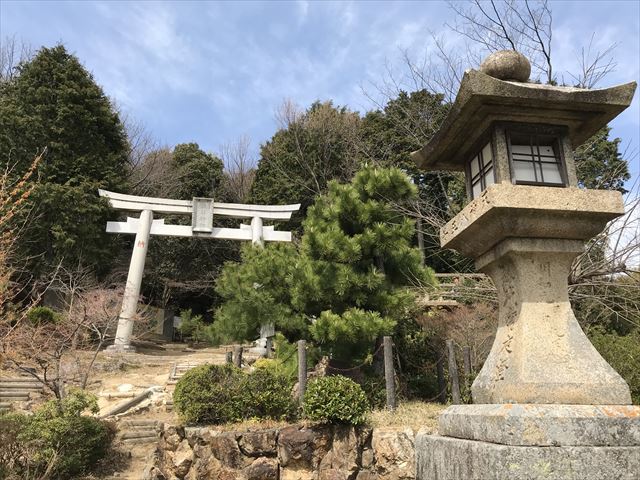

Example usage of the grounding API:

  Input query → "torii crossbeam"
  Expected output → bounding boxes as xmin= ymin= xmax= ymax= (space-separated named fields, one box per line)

xmin=99 ymin=189 xmax=300 ymax=352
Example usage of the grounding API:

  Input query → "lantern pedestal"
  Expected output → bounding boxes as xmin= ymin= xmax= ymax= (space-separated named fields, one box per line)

xmin=414 ymin=184 xmax=640 ymax=479
xmin=441 ymin=184 xmax=630 ymax=405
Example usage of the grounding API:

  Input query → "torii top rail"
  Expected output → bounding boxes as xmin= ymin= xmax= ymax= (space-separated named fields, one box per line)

xmin=99 ymin=189 xmax=300 ymax=352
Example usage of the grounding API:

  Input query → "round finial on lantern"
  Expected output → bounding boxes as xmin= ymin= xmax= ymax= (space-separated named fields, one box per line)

xmin=479 ymin=50 xmax=531 ymax=82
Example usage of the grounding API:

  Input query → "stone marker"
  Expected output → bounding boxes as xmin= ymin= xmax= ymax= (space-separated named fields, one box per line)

xmin=411 ymin=51 xmax=639 ymax=479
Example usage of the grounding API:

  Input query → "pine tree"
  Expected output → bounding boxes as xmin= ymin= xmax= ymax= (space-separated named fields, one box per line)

xmin=212 ymin=166 xmax=436 ymax=363
xmin=292 ymin=166 xmax=436 ymax=360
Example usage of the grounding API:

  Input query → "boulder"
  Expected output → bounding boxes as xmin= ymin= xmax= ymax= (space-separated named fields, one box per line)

xmin=173 ymin=439 xmax=194 ymax=478
xmin=210 ymin=432 xmax=250 ymax=469
xmin=245 ymin=456 xmax=279 ymax=480
xmin=239 ymin=429 xmax=278 ymax=457
xmin=372 ymin=429 xmax=415 ymax=479
xmin=278 ymin=425 xmax=331 ymax=470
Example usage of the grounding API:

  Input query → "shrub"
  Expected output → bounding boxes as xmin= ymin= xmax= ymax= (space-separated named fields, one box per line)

xmin=173 ymin=364 xmax=295 ymax=425
xmin=241 ymin=368 xmax=295 ymax=420
xmin=27 ymin=306 xmax=61 ymax=325
xmin=303 ymin=375 xmax=369 ymax=425
xmin=0 ymin=390 xmax=113 ymax=479
xmin=177 ymin=309 xmax=207 ymax=343
xmin=588 ymin=327 xmax=640 ymax=404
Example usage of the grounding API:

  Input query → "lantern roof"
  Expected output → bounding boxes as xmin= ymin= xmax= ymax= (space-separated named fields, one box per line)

xmin=411 ymin=69 xmax=637 ymax=172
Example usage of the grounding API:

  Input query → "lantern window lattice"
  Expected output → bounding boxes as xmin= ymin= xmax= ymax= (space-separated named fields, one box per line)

xmin=507 ymin=132 xmax=566 ymax=187
xmin=467 ymin=142 xmax=495 ymax=199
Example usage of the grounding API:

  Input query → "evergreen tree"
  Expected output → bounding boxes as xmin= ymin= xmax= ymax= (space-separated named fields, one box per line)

xmin=293 ymin=166 xmax=436 ymax=360
xmin=0 ymin=45 xmax=129 ymax=277
xmin=212 ymin=166 xmax=436 ymax=363
xmin=574 ymin=127 xmax=630 ymax=193
xmin=142 ymin=143 xmax=229 ymax=311
xmin=251 ymin=101 xmax=361 ymax=230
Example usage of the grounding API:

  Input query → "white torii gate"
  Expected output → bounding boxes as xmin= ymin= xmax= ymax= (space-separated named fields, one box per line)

xmin=99 ymin=189 xmax=300 ymax=352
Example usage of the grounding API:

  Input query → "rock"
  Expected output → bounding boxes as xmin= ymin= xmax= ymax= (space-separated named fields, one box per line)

xmin=210 ymin=432 xmax=249 ymax=469
xmin=280 ymin=469 xmax=314 ymax=480
xmin=278 ymin=425 xmax=332 ymax=470
xmin=239 ymin=429 xmax=278 ymax=457
xmin=163 ymin=425 xmax=184 ymax=451
xmin=479 ymin=50 xmax=530 ymax=82
xmin=356 ymin=472 xmax=379 ymax=480
xmin=319 ymin=426 xmax=359 ymax=479
xmin=173 ymin=439 xmax=194 ymax=478
xmin=143 ymin=465 xmax=167 ymax=480
xmin=245 ymin=457 xmax=279 ymax=480
xmin=361 ymin=448 xmax=374 ymax=469
xmin=372 ymin=429 xmax=415 ymax=479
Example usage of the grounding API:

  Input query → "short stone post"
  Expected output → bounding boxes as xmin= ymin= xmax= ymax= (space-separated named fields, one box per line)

xmin=383 ymin=336 xmax=396 ymax=411
xmin=225 ymin=351 xmax=233 ymax=364
xmin=233 ymin=346 xmax=243 ymax=368
xmin=297 ymin=340 xmax=307 ymax=403
xmin=446 ymin=340 xmax=461 ymax=404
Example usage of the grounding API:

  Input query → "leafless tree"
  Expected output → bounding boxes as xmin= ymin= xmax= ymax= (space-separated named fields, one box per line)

xmin=0 ymin=35 xmax=32 ymax=82
xmin=264 ymin=99 xmax=361 ymax=197
xmin=218 ymin=136 xmax=256 ymax=203
xmin=567 ymin=33 xmax=618 ymax=89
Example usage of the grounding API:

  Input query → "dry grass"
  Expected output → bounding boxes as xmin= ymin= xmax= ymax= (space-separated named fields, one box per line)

xmin=367 ymin=401 xmax=446 ymax=434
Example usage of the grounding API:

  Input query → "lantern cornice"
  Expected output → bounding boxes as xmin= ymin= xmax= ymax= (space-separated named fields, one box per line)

xmin=411 ymin=70 xmax=637 ymax=172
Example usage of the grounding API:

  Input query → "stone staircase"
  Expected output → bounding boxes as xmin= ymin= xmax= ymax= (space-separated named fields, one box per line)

xmin=117 ymin=419 xmax=163 ymax=446
xmin=0 ymin=376 xmax=45 ymax=412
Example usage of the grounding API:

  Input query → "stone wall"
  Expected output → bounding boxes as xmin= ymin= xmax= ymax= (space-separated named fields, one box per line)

xmin=144 ymin=423 xmax=416 ymax=480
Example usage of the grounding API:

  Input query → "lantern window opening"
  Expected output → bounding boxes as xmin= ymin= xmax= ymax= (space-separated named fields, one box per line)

xmin=467 ymin=141 xmax=495 ymax=199
xmin=507 ymin=131 xmax=566 ymax=187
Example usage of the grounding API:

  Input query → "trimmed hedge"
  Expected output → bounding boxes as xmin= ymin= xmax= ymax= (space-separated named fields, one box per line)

xmin=173 ymin=364 xmax=295 ymax=425
xmin=303 ymin=375 xmax=370 ymax=425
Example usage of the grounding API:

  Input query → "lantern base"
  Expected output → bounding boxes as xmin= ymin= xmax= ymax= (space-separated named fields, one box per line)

xmin=416 ymin=434 xmax=640 ymax=480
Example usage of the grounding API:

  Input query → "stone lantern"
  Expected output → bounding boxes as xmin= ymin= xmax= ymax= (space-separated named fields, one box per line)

xmin=412 ymin=51 xmax=639 ymax=480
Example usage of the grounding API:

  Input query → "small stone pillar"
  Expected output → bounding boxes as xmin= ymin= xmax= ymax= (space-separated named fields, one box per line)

xmin=411 ymin=51 xmax=639 ymax=479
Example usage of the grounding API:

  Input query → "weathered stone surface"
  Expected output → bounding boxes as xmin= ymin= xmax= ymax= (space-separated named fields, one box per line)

xmin=438 ymin=404 xmax=640 ymax=446
xmin=210 ymin=432 xmax=249 ymax=469
xmin=280 ymin=468 xmax=313 ymax=480
xmin=440 ymin=184 xmax=624 ymax=258
xmin=479 ymin=50 xmax=530 ymax=82
xmin=239 ymin=429 xmax=278 ymax=457
xmin=245 ymin=456 xmax=279 ymax=480
xmin=435 ymin=183 xmax=632 ymax=406
xmin=319 ymin=426 xmax=359 ymax=479
xmin=415 ymin=433 xmax=640 ymax=480
xmin=278 ymin=425 xmax=331 ymax=470
xmin=371 ymin=428 xmax=415 ymax=479
xmin=162 ymin=425 xmax=184 ymax=451
xmin=410 ymin=69 xmax=636 ymax=171
xmin=356 ymin=472 xmax=379 ymax=480
xmin=143 ymin=465 xmax=167 ymax=480
xmin=361 ymin=448 xmax=374 ymax=469
xmin=173 ymin=439 xmax=194 ymax=478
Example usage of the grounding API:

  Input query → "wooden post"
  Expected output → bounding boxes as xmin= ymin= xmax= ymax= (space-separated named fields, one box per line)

xmin=233 ymin=346 xmax=243 ymax=368
xmin=225 ymin=351 xmax=233 ymax=364
xmin=297 ymin=340 xmax=307 ymax=403
xmin=383 ymin=336 xmax=396 ymax=411
xmin=436 ymin=354 xmax=447 ymax=404
xmin=446 ymin=340 xmax=461 ymax=404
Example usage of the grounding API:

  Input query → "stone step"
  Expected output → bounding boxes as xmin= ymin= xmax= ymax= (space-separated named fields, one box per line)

xmin=0 ymin=390 xmax=32 ymax=398
xmin=120 ymin=430 xmax=158 ymax=440
xmin=121 ymin=419 xmax=159 ymax=426
xmin=0 ymin=380 xmax=44 ymax=389
xmin=121 ymin=436 xmax=158 ymax=445
xmin=0 ymin=402 xmax=11 ymax=410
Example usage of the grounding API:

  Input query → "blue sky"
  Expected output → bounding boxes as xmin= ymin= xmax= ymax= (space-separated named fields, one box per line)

xmin=1 ymin=0 xmax=639 ymax=186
